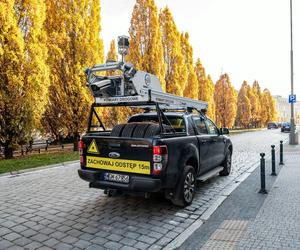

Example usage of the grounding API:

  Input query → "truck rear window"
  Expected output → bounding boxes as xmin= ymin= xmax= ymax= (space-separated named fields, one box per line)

xmin=128 ymin=116 xmax=186 ymax=132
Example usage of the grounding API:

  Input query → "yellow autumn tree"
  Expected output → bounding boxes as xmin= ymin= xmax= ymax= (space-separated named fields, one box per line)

xmin=159 ymin=7 xmax=188 ymax=96
xmin=271 ymin=98 xmax=278 ymax=122
xmin=16 ymin=0 xmax=50 ymax=126
xmin=128 ymin=0 xmax=165 ymax=90
xmin=206 ymin=75 xmax=216 ymax=121
xmin=0 ymin=0 xmax=26 ymax=158
xmin=236 ymin=81 xmax=252 ymax=128
xmin=0 ymin=0 xmax=49 ymax=158
xmin=214 ymin=74 xmax=237 ymax=128
xmin=261 ymin=88 xmax=278 ymax=125
xmin=43 ymin=0 xmax=104 ymax=150
xmin=195 ymin=59 xmax=215 ymax=120
xmin=181 ymin=32 xmax=198 ymax=100
xmin=107 ymin=40 xmax=118 ymax=63
xmin=251 ymin=81 xmax=262 ymax=127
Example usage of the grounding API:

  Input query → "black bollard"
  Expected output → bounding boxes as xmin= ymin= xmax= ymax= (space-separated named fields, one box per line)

xmin=279 ymin=140 xmax=284 ymax=165
xmin=271 ymin=145 xmax=276 ymax=176
xmin=259 ymin=153 xmax=268 ymax=194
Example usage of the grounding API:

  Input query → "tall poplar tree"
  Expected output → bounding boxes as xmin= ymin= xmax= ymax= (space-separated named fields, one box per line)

xmin=261 ymin=89 xmax=277 ymax=125
xmin=15 ymin=0 xmax=50 ymax=125
xmin=206 ymin=75 xmax=216 ymax=121
xmin=195 ymin=59 xmax=215 ymax=120
xmin=159 ymin=7 xmax=187 ymax=96
xmin=107 ymin=40 xmax=118 ymax=63
xmin=44 ymin=0 xmax=104 ymax=150
xmin=0 ymin=0 xmax=49 ymax=158
xmin=196 ymin=59 xmax=207 ymax=101
xmin=181 ymin=32 xmax=198 ymax=100
xmin=0 ymin=0 xmax=26 ymax=158
xmin=236 ymin=81 xmax=251 ymax=128
xmin=251 ymin=81 xmax=262 ymax=127
xmin=128 ymin=0 xmax=165 ymax=90
xmin=214 ymin=74 xmax=237 ymax=128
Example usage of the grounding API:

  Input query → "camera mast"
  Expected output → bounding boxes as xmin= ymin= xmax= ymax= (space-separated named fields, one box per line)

xmin=85 ymin=36 xmax=208 ymax=113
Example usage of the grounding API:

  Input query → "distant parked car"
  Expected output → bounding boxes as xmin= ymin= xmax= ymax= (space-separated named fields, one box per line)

xmin=281 ymin=122 xmax=291 ymax=132
xmin=277 ymin=122 xmax=282 ymax=128
xmin=267 ymin=122 xmax=278 ymax=129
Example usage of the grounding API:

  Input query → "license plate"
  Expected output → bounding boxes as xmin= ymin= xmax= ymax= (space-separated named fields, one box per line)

xmin=104 ymin=173 xmax=129 ymax=184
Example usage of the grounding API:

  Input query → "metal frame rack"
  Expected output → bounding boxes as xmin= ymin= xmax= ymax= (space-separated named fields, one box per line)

xmin=85 ymin=36 xmax=208 ymax=135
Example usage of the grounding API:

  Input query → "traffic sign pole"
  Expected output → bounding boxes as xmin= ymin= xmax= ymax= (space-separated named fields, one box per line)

xmin=289 ymin=0 xmax=298 ymax=145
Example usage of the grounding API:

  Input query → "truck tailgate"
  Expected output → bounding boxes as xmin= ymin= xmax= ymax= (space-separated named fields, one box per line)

xmin=83 ymin=136 xmax=153 ymax=175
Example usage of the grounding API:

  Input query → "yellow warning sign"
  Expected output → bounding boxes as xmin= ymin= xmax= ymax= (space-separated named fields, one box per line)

xmin=86 ymin=156 xmax=150 ymax=175
xmin=87 ymin=139 xmax=99 ymax=154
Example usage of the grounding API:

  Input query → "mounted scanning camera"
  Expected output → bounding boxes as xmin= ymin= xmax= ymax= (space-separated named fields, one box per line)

xmin=118 ymin=36 xmax=130 ymax=62
xmin=86 ymin=35 xmax=139 ymax=98
xmin=85 ymin=35 xmax=174 ymax=102
xmin=89 ymin=76 xmax=121 ymax=98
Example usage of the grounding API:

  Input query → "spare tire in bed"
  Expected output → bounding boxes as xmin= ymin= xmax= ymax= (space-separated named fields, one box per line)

xmin=110 ymin=124 xmax=126 ymax=137
xmin=144 ymin=124 xmax=161 ymax=137
xmin=132 ymin=123 xmax=151 ymax=138
xmin=121 ymin=123 xmax=138 ymax=137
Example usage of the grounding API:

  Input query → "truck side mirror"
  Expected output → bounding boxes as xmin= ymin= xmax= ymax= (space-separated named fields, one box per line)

xmin=220 ymin=127 xmax=229 ymax=135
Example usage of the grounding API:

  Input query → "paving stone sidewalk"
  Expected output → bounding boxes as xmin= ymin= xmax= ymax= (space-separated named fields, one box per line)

xmin=180 ymin=142 xmax=300 ymax=250
xmin=0 ymin=130 xmax=289 ymax=250
xmin=237 ymin=143 xmax=300 ymax=250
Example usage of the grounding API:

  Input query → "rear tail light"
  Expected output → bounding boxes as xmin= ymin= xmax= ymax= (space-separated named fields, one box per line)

xmin=79 ymin=139 xmax=85 ymax=165
xmin=152 ymin=145 xmax=168 ymax=175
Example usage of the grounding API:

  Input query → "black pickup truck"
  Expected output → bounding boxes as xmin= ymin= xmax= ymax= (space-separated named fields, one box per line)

xmin=78 ymin=109 xmax=232 ymax=207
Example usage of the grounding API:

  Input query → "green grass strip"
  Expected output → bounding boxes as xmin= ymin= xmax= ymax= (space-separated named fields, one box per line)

xmin=0 ymin=151 xmax=79 ymax=174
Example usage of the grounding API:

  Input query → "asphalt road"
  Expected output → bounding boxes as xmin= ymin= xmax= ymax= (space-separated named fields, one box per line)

xmin=0 ymin=129 xmax=289 ymax=250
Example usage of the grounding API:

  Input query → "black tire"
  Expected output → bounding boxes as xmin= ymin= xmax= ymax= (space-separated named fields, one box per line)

xmin=219 ymin=149 xmax=232 ymax=176
xmin=144 ymin=124 xmax=160 ymax=138
xmin=121 ymin=123 xmax=137 ymax=137
xmin=132 ymin=123 xmax=150 ymax=138
xmin=110 ymin=124 xmax=125 ymax=137
xmin=171 ymin=165 xmax=196 ymax=207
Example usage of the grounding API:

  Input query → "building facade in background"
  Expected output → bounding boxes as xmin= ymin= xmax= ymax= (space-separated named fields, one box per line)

xmin=273 ymin=95 xmax=300 ymax=124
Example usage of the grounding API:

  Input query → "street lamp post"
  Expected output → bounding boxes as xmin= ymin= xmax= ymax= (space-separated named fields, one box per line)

xmin=289 ymin=0 xmax=298 ymax=145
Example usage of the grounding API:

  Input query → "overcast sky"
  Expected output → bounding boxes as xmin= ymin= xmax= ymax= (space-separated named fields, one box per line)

xmin=101 ymin=0 xmax=300 ymax=98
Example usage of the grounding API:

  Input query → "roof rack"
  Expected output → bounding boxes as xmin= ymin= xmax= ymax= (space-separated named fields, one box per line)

xmin=85 ymin=35 xmax=208 ymax=113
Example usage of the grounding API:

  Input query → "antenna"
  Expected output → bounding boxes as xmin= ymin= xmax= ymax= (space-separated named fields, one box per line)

xmin=118 ymin=36 xmax=130 ymax=63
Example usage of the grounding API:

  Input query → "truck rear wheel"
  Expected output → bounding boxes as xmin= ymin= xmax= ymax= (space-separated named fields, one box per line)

xmin=171 ymin=165 xmax=196 ymax=207
xmin=219 ymin=149 xmax=232 ymax=176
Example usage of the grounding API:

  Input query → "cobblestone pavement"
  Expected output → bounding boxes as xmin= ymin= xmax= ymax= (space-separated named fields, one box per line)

xmin=0 ymin=129 xmax=289 ymax=250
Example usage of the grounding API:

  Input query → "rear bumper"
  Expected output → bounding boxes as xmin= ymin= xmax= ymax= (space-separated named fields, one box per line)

xmin=78 ymin=169 xmax=161 ymax=192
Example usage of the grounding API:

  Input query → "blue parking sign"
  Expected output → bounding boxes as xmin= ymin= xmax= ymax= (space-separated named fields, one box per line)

xmin=289 ymin=95 xmax=296 ymax=103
